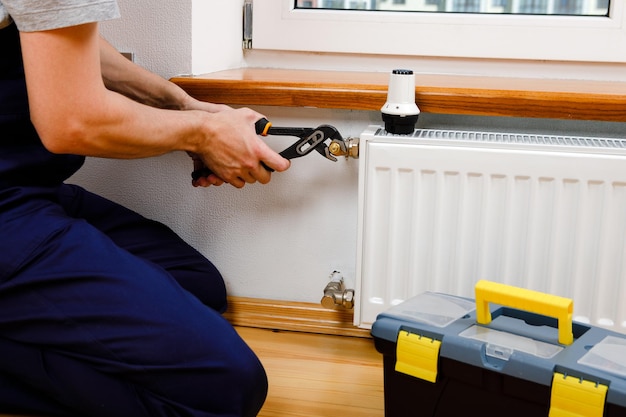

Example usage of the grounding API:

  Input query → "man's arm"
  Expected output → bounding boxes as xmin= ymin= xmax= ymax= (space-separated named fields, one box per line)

xmin=98 ymin=37 xmax=227 ymax=113
xmin=19 ymin=22 xmax=289 ymax=188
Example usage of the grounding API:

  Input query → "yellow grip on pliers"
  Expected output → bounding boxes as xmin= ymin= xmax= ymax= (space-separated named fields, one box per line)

xmin=255 ymin=118 xmax=272 ymax=136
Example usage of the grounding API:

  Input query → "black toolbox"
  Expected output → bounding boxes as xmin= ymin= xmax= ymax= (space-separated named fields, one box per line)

xmin=371 ymin=280 xmax=626 ymax=417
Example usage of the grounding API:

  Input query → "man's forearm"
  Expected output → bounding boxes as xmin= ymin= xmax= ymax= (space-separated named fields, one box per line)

xmin=99 ymin=37 xmax=230 ymax=114
xmin=99 ymin=37 xmax=189 ymax=110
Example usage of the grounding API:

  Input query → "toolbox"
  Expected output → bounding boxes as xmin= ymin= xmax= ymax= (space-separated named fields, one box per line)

xmin=371 ymin=280 xmax=626 ymax=417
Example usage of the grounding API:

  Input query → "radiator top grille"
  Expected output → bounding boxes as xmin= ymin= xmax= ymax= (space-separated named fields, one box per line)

xmin=376 ymin=128 xmax=626 ymax=151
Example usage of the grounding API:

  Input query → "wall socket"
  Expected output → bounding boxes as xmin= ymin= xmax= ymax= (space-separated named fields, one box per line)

xmin=121 ymin=52 xmax=135 ymax=62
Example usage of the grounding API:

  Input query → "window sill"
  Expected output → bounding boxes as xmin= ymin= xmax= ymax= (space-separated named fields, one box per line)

xmin=170 ymin=68 xmax=626 ymax=122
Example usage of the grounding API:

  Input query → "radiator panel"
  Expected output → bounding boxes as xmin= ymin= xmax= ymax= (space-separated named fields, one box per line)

xmin=355 ymin=127 xmax=626 ymax=332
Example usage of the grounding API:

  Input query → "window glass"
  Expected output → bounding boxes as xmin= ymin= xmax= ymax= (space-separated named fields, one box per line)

xmin=294 ymin=0 xmax=609 ymax=15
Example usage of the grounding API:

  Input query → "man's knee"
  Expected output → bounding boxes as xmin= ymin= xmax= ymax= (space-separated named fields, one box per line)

xmin=145 ymin=327 xmax=268 ymax=416
xmin=224 ymin=349 xmax=268 ymax=417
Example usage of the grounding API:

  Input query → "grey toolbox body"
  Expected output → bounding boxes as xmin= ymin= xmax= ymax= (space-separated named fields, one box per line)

xmin=371 ymin=280 xmax=626 ymax=417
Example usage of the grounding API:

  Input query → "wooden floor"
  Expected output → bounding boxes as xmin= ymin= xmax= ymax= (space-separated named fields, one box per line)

xmin=237 ymin=327 xmax=384 ymax=417
xmin=0 ymin=327 xmax=385 ymax=417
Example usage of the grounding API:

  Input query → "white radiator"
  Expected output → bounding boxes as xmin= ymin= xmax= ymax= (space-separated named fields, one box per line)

xmin=355 ymin=125 xmax=626 ymax=333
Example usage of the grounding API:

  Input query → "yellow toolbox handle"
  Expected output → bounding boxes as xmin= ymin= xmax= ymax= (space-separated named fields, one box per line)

xmin=475 ymin=280 xmax=574 ymax=345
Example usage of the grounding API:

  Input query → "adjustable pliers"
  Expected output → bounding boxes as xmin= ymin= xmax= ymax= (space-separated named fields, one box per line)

xmin=191 ymin=118 xmax=347 ymax=181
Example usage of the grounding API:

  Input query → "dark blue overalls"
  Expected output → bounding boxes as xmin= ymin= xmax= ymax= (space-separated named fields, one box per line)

xmin=0 ymin=22 xmax=267 ymax=417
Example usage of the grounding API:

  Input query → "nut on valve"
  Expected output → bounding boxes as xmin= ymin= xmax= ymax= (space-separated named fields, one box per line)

xmin=342 ymin=289 xmax=355 ymax=309
xmin=328 ymin=142 xmax=342 ymax=156
xmin=328 ymin=138 xmax=359 ymax=159
xmin=321 ymin=293 xmax=338 ymax=310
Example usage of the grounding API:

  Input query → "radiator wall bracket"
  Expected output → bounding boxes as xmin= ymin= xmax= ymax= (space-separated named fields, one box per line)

xmin=321 ymin=271 xmax=355 ymax=310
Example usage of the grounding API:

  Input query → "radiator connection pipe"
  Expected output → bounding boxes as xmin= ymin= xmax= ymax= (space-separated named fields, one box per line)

xmin=321 ymin=271 xmax=355 ymax=310
xmin=329 ymin=137 xmax=359 ymax=159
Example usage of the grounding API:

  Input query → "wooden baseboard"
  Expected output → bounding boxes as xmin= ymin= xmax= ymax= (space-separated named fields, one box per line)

xmin=223 ymin=296 xmax=371 ymax=338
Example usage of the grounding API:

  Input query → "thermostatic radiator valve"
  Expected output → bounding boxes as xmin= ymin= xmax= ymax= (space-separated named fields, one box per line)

xmin=321 ymin=271 xmax=355 ymax=310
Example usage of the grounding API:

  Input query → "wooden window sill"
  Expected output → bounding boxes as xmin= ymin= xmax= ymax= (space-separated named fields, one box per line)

xmin=171 ymin=68 xmax=626 ymax=122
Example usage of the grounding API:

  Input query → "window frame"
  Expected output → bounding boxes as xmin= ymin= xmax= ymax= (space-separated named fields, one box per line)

xmin=251 ymin=0 xmax=626 ymax=63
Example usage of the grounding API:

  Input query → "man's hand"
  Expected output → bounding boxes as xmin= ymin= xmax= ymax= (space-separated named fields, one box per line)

xmin=190 ymin=108 xmax=291 ymax=189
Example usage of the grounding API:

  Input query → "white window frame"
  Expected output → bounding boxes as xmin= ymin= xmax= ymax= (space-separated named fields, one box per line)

xmin=251 ymin=0 xmax=626 ymax=63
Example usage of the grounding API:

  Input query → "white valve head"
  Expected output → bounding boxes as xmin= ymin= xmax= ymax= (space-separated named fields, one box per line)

xmin=381 ymin=69 xmax=420 ymax=134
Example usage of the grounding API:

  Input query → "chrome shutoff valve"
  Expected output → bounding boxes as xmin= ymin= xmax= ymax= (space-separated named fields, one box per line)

xmin=321 ymin=271 xmax=355 ymax=310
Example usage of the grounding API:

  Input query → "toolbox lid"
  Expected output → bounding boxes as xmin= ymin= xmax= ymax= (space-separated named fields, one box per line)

xmin=382 ymin=292 xmax=475 ymax=328
xmin=459 ymin=324 xmax=564 ymax=360
xmin=578 ymin=336 xmax=626 ymax=379
xmin=372 ymin=285 xmax=626 ymax=411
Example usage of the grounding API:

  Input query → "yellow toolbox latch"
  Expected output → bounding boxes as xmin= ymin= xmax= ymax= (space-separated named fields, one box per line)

xmin=395 ymin=330 xmax=441 ymax=383
xmin=549 ymin=372 xmax=608 ymax=417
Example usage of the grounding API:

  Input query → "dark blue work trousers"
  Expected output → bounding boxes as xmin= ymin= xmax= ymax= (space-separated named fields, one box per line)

xmin=0 ymin=23 xmax=267 ymax=417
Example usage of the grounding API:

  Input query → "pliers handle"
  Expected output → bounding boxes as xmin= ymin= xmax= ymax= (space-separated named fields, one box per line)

xmin=191 ymin=118 xmax=345 ymax=181
xmin=255 ymin=118 xmax=342 ymax=162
